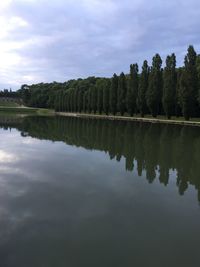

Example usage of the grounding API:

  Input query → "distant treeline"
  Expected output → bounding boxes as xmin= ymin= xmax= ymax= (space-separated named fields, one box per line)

xmin=1 ymin=115 xmax=200 ymax=202
xmin=0 ymin=89 xmax=19 ymax=98
xmin=18 ymin=45 xmax=200 ymax=120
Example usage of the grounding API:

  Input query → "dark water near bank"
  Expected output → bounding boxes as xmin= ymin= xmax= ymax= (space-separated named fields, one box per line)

xmin=0 ymin=114 xmax=200 ymax=267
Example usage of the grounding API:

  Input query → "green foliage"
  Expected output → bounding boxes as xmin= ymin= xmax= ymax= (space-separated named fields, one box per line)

xmin=162 ymin=53 xmax=176 ymax=119
xmin=138 ymin=60 xmax=149 ymax=117
xmin=0 ymin=89 xmax=19 ymax=98
xmin=16 ymin=45 xmax=200 ymax=121
xmin=146 ymin=54 xmax=163 ymax=117
xmin=196 ymin=55 xmax=200 ymax=107
xmin=103 ymin=80 xmax=111 ymax=115
xmin=0 ymin=100 xmax=20 ymax=107
xmin=90 ymin=86 xmax=97 ymax=113
xmin=83 ymin=91 xmax=88 ymax=113
xmin=126 ymin=64 xmax=138 ymax=116
xmin=180 ymin=71 xmax=190 ymax=120
xmin=180 ymin=46 xmax=198 ymax=120
xmin=96 ymin=79 xmax=106 ymax=114
xmin=72 ymin=88 xmax=78 ymax=112
xmin=87 ymin=87 xmax=93 ymax=113
xmin=118 ymin=72 xmax=127 ymax=116
xmin=110 ymin=74 xmax=118 ymax=115
xmin=77 ymin=90 xmax=84 ymax=113
xmin=175 ymin=68 xmax=183 ymax=117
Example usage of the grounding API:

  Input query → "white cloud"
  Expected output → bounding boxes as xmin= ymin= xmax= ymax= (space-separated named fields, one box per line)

xmin=0 ymin=16 xmax=29 ymax=45
xmin=0 ymin=14 xmax=30 ymax=87
xmin=0 ymin=150 xmax=18 ymax=163
xmin=0 ymin=0 xmax=13 ymax=10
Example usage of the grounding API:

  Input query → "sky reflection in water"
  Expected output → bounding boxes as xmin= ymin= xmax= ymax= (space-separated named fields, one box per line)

xmin=0 ymin=115 xmax=200 ymax=267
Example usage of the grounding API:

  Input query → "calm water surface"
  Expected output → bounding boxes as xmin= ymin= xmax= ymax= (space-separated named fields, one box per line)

xmin=0 ymin=115 xmax=200 ymax=267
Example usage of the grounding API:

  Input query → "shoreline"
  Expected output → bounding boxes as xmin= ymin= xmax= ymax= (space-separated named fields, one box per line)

xmin=0 ymin=106 xmax=55 ymax=115
xmin=1 ymin=107 xmax=200 ymax=127
xmin=56 ymin=112 xmax=200 ymax=127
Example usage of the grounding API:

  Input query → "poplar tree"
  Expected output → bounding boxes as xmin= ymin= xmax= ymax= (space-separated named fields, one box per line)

xmin=118 ymin=72 xmax=127 ymax=116
xmin=83 ymin=91 xmax=88 ymax=113
xmin=196 ymin=55 xmax=200 ymax=111
xmin=77 ymin=90 xmax=84 ymax=113
xmin=146 ymin=54 xmax=163 ymax=117
xmin=68 ymin=92 xmax=72 ymax=112
xmin=73 ymin=88 xmax=78 ymax=112
xmin=138 ymin=60 xmax=149 ymax=117
xmin=63 ymin=92 xmax=67 ymax=112
xmin=110 ymin=74 xmax=118 ymax=115
xmin=54 ymin=93 xmax=60 ymax=112
xmin=59 ymin=90 xmax=64 ymax=111
xmin=91 ymin=86 xmax=98 ymax=113
xmin=162 ymin=53 xmax=176 ymax=119
xmin=88 ymin=87 xmax=92 ymax=113
xmin=96 ymin=80 xmax=104 ymax=114
xmin=66 ymin=91 xmax=70 ymax=112
xmin=103 ymin=80 xmax=111 ymax=115
xmin=175 ymin=68 xmax=183 ymax=117
xmin=180 ymin=45 xmax=198 ymax=120
xmin=126 ymin=64 xmax=138 ymax=116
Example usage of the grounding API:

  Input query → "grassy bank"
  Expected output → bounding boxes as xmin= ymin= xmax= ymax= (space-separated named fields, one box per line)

xmin=56 ymin=112 xmax=200 ymax=127
xmin=0 ymin=101 xmax=20 ymax=107
xmin=0 ymin=106 xmax=55 ymax=115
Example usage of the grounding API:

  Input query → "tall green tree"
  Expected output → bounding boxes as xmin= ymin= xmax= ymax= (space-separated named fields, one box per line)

xmin=54 ymin=92 xmax=60 ymax=112
xmin=175 ymin=68 xmax=183 ymax=117
xmin=162 ymin=53 xmax=176 ymax=119
xmin=103 ymin=80 xmax=111 ymax=115
xmin=126 ymin=64 xmax=138 ymax=116
xmin=118 ymin=72 xmax=127 ymax=116
xmin=73 ymin=88 xmax=78 ymax=112
xmin=87 ymin=87 xmax=93 ymax=113
xmin=19 ymin=84 xmax=30 ymax=105
xmin=146 ymin=54 xmax=163 ymax=117
xmin=196 ymin=55 xmax=200 ymax=110
xmin=96 ymin=79 xmax=104 ymax=114
xmin=110 ymin=74 xmax=118 ymax=115
xmin=180 ymin=45 xmax=198 ymax=120
xmin=138 ymin=60 xmax=149 ymax=117
xmin=66 ymin=91 xmax=70 ymax=112
xmin=57 ymin=90 xmax=64 ymax=112
xmin=77 ymin=90 xmax=84 ymax=113
xmin=83 ymin=91 xmax=88 ymax=113
xmin=91 ymin=86 xmax=98 ymax=113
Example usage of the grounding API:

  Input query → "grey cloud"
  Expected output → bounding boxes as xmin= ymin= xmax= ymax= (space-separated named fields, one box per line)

xmin=1 ymin=0 xmax=200 ymax=89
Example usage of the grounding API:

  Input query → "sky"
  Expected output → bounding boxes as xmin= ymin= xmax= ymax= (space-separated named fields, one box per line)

xmin=0 ymin=0 xmax=200 ymax=90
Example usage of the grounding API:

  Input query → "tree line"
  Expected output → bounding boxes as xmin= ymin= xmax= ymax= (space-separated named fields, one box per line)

xmin=19 ymin=45 xmax=200 ymax=120
xmin=0 ymin=89 xmax=19 ymax=98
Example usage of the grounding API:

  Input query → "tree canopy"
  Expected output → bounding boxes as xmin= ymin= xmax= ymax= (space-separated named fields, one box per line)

xmin=14 ymin=45 xmax=200 ymax=120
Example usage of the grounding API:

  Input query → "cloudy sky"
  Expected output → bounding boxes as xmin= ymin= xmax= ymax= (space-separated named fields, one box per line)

xmin=0 ymin=0 xmax=200 ymax=90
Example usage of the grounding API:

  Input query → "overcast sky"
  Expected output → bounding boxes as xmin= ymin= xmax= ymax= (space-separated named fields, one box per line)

xmin=0 ymin=0 xmax=200 ymax=89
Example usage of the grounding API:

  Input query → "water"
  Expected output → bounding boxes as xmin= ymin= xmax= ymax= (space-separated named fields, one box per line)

xmin=0 ymin=114 xmax=200 ymax=267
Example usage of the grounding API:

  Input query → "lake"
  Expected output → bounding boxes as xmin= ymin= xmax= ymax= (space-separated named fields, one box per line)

xmin=0 ymin=114 xmax=200 ymax=267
